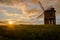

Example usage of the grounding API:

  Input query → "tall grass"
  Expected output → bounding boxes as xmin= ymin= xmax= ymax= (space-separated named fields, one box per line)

xmin=0 ymin=25 xmax=60 ymax=40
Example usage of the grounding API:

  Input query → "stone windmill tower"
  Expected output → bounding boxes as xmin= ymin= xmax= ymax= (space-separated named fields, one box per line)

xmin=38 ymin=1 xmax=56 ymax=25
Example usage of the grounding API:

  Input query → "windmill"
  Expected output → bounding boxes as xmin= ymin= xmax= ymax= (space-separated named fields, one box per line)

xmin=37 ymin=1 xmax=56 ymax=25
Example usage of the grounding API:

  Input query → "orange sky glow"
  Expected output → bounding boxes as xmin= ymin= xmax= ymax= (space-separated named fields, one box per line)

xmin=0 ymin=0 xmax=60 ymax=24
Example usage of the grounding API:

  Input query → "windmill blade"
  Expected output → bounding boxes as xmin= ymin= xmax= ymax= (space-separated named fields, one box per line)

xmin=36 ymin=1 xmax=45 ymax=19
xmin=38 ymin=1 xmax=45 ymax=11
xmin=37 ymin=11 xmax=44 ymax=19
xmin=29 ymin=1 xmax=45 ymax=20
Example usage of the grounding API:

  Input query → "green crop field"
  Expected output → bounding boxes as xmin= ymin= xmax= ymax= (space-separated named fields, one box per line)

xmin=0 ymin=25 xmax=60 ymax=40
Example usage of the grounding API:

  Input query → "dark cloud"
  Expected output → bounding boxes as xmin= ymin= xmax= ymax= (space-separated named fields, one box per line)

xmin=0 ymin=0 xmax=12 ymax=4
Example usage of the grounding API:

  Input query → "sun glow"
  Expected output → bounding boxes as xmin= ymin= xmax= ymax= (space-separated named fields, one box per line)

xmin=6 ymin=20 xmax=16 ymax=30
xmin=8 ymin=21 xmax=14 ymax=24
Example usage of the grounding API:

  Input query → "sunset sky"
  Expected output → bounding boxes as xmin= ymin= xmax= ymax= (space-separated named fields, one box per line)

xmin=0 ymin=0 xmax=60 ymax=24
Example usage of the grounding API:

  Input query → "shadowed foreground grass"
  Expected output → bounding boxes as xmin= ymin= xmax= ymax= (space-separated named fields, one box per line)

xmin=0 ymin=25 xmax=60 ymax=40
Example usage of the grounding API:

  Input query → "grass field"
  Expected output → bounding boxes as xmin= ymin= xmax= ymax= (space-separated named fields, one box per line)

xmin=0 ymin=25 xmax=60 ymax=40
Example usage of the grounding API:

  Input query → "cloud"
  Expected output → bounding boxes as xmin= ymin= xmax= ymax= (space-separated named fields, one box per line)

xmin=18 ymin=1 xmax=43 ymax=16
xmin=0 ymin=5 xmax=22 ymax=13
xmin=0 ymin=5 xmax=23 ymax=20
xmin=0 ymin=0 xmax=60 ymax=24
xmin=0 ymin=0 xmax=12 ymax=5
xmin=56 ymin=15 xmax=60 ymax=24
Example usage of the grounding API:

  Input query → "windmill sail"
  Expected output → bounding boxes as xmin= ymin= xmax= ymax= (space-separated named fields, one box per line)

xmin=39 ymin=0 xmax=55 ymax=10
xmin=37 ymin=0 xmax=56 ymax=19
